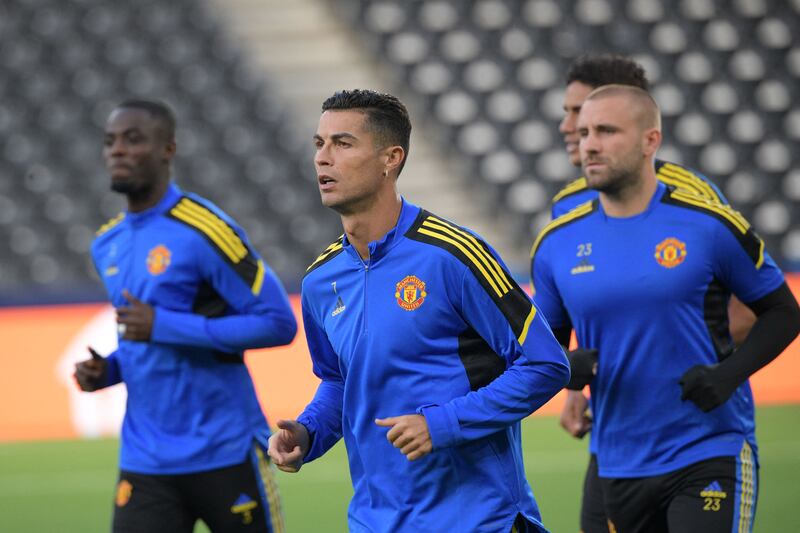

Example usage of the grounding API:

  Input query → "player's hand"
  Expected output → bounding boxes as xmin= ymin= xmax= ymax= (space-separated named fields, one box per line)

xmin=679 ymin=364 xmax=738 ymax=412
xmin=565 ymin=348 xmax=598 ymax=390
xmin=559 ymin=390 xmax=592 ymax=439
xmin=116 ymin=290 xmax=154 ymax=341
xmin=268 ymin=419 xmax=310 ymax=473
xmin=73 ymin=346 xmax=107 ymax=391
xmin=375 ymin=414 xmax=432 ymax=461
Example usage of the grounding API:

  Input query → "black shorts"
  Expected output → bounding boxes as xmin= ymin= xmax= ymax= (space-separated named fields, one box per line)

xmin=600 ymin=444 xmax=758 ymax=533
xmin=112 ymin=441 xmax=283 ymax=533
xmin=581 ymin=454 xmax=610 ymax=533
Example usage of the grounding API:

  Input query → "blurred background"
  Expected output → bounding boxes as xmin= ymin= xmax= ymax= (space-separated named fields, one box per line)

xmin=1 ymin=0 xmax=799 ymax=531
xmin=2 ymin=0 xmax=798 ymax=304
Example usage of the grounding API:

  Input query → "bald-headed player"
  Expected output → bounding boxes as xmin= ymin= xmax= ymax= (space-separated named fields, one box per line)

xmin=531 ymin=85 xmax=799 ymax=532
xmin=545 ymin=55 xmax=757 ymax=533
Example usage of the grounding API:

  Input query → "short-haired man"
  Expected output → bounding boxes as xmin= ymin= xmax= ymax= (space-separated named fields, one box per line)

xmin=548 ymin=55 xmax=756 ymax=533
xmin=531 ymin=85 xmax=799 ymax=532
xmin=268 ymin=89 xmax=570 ymax=532
xmin=74 ymin=100 xmax=297 ymax=532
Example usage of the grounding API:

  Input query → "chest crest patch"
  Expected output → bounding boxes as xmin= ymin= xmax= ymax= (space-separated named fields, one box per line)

xmin=395 ymin=275 xmax=427 ymax=311
xmin=146 ymin=244 xmax=172 ymax=275
xmin=654 ymin=237 xmax=687 ymax=268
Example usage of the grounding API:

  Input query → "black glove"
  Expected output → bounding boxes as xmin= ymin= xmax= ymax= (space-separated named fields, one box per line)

xmin=565 ymin=348 xmax=598 ymax=390
xmin=679 ymin=364 xmax=740 ymax=412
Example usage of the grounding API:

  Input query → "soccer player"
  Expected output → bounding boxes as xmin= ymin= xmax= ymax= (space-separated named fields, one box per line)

xmin=549 ymin=54 xmax=756 ymax=533
xmin=531 ymin=85 xmax=800 ymax=532
xmin=73 ymin=100 xmax=297 ymax=533
xmin=267 ymin=89 xmax=569 ymax=532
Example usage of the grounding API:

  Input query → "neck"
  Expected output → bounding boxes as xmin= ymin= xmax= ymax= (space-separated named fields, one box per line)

xmin=341 ymin=190 xmax=402 ymax=260
xmin=127 ymin=176 xmax=170 ymax=213
xmin=598 ymin=163 xmax=658 ymax=218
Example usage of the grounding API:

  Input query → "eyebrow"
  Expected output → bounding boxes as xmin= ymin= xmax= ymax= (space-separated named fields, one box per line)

xmin=314 ymin=132 xmax=358 ymax=142
xmin=105 ymin=127 xmax=142 ymax=136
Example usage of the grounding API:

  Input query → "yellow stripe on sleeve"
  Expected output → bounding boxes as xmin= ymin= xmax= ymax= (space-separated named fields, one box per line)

xmin=96 ymin=212 xmax=125 ymax=236
xmin=659 ymin=163 xmax=721 ymax=202
xmin=418 ymin=227 xmax=504 ymax=297
xmin=178 ymin=200 xmax=248 ymax=258
xmin=251 ymin=259 xmax=265 ymax=295
xmin=552 ymin=177 xmax=588 ymax=203
xmin=670 ymin=191 xmax=749 ymax=233
xmin=530 ymin=201 xmax=594 ymax=259
xmin=422 ymin=218 xmax=512 ymax=293
xmin=171 ymin=205 xmax=242 ymax=263
xmin=517 ymin=306 xmax=537 ymax=345
xmin=307 ymin=242 xmax=343 ymax=272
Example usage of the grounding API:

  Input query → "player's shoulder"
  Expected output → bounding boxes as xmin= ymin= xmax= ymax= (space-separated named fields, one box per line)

xmin=531 ymin=199 xmax=598 ymax=259
xmin=166 ymin=193 xmax=250 ymax=264
xmin=552 ymin=176 xmax=589 ymax=204
xmin=94 ymin=212 xmax=125 ymax=240
xmin=305 ymin=235 xmax=345 ymax=277
xmin=404 ymin=209 xmax=518 ymax=297
xmin=662 ymin=186 xmax=765 ymax=267
xmin=403 ymin=209 xmax=497 ymax=265
xmin=655 ymin=159 xmax=727 ymax=204
xmin=661 ymin=186 xmax=749 ymax=234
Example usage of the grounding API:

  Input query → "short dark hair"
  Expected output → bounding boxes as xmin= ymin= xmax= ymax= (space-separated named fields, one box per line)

xmin=566 ymin=55 xmax=650 ymax=91
xmin=322 ymin=89 xmax=412 ymax=174
xmin=115 ymin=99 xmax=176 ymax=141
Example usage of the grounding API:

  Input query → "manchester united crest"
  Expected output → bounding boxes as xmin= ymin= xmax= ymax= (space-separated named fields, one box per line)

xmin=146 ymin=244 xmax=172 ymax=275
xmin=395 ymin=275 xmax=427 ymax=311
xmin=654 ymin=237 xmax=687 ymax=268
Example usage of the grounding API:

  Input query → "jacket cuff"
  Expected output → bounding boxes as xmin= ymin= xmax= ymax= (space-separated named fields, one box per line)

xmin=418 ymin=404 xmax=460 ymax=449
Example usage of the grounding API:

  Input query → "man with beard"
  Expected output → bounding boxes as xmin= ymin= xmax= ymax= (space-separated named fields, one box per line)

xmin=531 ymin=85 xmax=799 ymax=532
xmin=547 ymin=55 xmax=756 ymax=533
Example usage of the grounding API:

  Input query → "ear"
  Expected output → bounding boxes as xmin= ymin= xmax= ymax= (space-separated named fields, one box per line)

xmin=163 ymin=139 xmax=177 ymax=162
xmin=642 ymin=128 xmax=661 ymax=158
xmin=382 ymin=145 xmax=406 ymax=176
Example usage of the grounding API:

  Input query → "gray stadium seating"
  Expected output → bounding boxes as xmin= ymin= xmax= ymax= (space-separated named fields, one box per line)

xmin=336 ymin=0 xmax=800 ymax=271
xmin=0 ymin=0 xmax=338 ymax=301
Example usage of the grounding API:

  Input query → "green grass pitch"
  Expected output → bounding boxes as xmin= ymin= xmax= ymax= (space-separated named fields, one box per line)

xmin=1 ymin=405 xmax=797 ymax=532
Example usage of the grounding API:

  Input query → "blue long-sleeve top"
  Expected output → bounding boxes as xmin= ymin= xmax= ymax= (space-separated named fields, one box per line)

xmin=297 ymin=199 xmax=569 ymax=533
xmin=91 ymin=182 xmax=296 ymax=474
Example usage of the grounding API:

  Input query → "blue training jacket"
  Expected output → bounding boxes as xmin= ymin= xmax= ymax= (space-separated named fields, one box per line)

xmin=532 ymin=182 xmax=784 ymax=478
xmin=91 ymin=183 xmax=297 ymax=474
xmin=297 ymin=199 xmax=569 ymax=533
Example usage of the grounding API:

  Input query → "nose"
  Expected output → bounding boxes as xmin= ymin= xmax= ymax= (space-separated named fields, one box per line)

xmin=314 ymin=143 xmax=331 ymax=167
xmin=105 ymin=137 xmax=126 ymax=157
xmin=559 ymin=112 xmax=575 ymax=135
xmin=580 ymin=131 xmax=599 ymax=155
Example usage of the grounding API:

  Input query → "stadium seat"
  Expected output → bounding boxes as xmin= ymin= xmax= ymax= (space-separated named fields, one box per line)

xmin=703 ymin=19 xmax=741 ymax=51
xmin=700 ymin=82 xmax=739 ymax=114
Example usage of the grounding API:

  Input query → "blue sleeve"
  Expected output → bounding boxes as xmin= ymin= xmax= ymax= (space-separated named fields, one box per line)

xmin=420 ymin=263 xmax=570 ymax=449
xmin=713 ymin=221 xmax=784 ymax=304
xmin=101 ymin=351 xmax=122 ymax=388
xmin=296 ymin=293 xmax=344 ymax=462
xmin=530 ymin=239 xmax=570 ymax=329
xmin=151 ymin=239 xmax=297 ymax=352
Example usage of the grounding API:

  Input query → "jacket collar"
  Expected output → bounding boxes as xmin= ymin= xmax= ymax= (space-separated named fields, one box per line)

xmin=342 ymin=197 xmax=421 ymax=266
xmin=125 ymin=182 xmax=182 ymax=225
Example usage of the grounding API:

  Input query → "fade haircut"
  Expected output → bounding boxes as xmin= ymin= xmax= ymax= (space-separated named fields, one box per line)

xmin=322 ymin=89 xmax=412 ymax=174
xmin=115 ymin=99 xmax=177 ymax=141
xmin=585 ymin=84 xmax=662 ymax=131
xmin=566 ymin=55 xmax=650 ymax=91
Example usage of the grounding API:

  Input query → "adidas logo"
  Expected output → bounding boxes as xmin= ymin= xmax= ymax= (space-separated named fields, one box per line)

xmin=332 ymin=296 xmax=346 ymax=317
xmin=700 ymin=481 xmax=727 ymax=499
